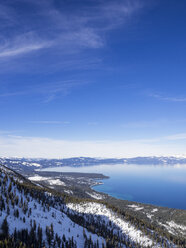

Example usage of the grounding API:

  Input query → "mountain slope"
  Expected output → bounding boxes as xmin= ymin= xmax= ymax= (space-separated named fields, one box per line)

xmin=0 ymin=164 xmax=185 ymax=247
xmin=0 ymin=165 xmax=105 ymax=248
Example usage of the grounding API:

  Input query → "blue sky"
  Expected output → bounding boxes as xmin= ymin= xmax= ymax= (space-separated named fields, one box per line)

xmin=0 ymin=0 xmax=186 ymax=158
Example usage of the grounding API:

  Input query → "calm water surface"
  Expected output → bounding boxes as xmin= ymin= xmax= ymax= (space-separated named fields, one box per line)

xmin=41 ymin=164 xmax=186 ymax=210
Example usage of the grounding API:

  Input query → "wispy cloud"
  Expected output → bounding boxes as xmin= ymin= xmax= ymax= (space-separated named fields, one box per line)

xmin=88 ymin=122 xmax=98 ymax=126
xmin=129 ymin=132 xmax=186 ymax=143
xmin=0 ymin=80 xmax=87 ymax=102
xmin=0 ymin=32 xmax=52 ymax=58
xmin=149 ymin=93 xmax=186 ymax=102
xmin=0 ymin=130 xmax=23 ymax=135
xmin=121 ymin=119 xmax=167 ymax=128
xmin=0 ymin=3 xmax=16 ymax=26
xmin=0 ymin=91 xmax=27 ymax=97
xmin=0 ymin=42 xmax=49 ymax=58
xmin=28 ymin=121 xmax=70 ymax=125
xmin=0 ymin=0 xmax=143 ymax=60
xmin=0 ymin=130 xmax=14 ymax=135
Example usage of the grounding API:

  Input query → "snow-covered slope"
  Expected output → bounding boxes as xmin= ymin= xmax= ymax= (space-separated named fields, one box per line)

xmin=67 ymin=202 xmax=160 ymax=247
xmin=0 ymin=166 xmax=105 ymax=248
xmin=0 ymin=165 xmax=183 ymax=248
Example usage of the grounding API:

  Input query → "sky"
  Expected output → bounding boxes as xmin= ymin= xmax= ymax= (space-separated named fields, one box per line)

xmin=0 ymin=0 xmax=186 ymax=158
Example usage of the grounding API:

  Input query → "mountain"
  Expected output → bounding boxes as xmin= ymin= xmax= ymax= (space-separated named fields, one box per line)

xmin=0 ymin=164 xmax=184 ymax=247
xmin=0 ymin=156 xmax=186 ymax=173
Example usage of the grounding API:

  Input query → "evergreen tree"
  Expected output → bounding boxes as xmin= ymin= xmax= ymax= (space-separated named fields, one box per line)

xmin=1 ymin=217 xmax=9 ymax=237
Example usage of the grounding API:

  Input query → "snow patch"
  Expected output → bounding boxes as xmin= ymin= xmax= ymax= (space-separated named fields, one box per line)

xmin=151 ymin=208 xmax=158 ymax=213
xmin=160 ymin=221 xmax=186 ymax=236
xmin=86 ymin=191 xmax=103 ymax=200
xmin=28 ymin=175 xmax=49 ymax=181
xmin=128 ymin=204 xmax=144 ymax=211
xmin=147 ymin=214 xmax=153 ymax=219
xmin=64 ymin=190 xmax=73 ymax=195
xmin=48 ymin=179 xmax=66 ymax=186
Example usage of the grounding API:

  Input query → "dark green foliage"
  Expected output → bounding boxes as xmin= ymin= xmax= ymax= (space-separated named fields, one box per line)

xmin=1 ymin=218 xmax=9 ymax=237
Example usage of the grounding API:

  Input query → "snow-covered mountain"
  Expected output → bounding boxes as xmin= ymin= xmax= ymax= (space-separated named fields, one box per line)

xmin=0 ymin=165 xmax=105 ymax=247
xmin=0 ymin=164 xmax=183 ymax=247
xmin=1 ymin=156 xmax=186 ymax=173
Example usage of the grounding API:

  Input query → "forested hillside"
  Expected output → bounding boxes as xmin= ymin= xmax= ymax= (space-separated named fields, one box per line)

xmin=0 ymin=165 xmax=185 ymax=248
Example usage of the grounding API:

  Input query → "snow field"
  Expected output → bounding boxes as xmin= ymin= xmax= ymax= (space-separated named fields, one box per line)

xmin=0 ymin=172 xmax=105 ymax=248
xmin=67 ymin=202 xmax=162 ymax=248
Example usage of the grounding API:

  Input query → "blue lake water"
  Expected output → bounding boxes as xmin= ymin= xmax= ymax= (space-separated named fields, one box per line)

xmin=41 ymin=164 xmax=186 ymax=210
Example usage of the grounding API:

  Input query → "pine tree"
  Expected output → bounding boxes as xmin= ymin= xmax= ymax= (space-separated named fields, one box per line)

xmin=1 ymin=217 xmax=9 ymax=237
xmin=8 ymin=182 xmax=12 ymax=193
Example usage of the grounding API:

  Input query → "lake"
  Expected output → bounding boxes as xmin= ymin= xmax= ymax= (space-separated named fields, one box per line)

xmin=41 ymin=164 xmax=186 ymax=210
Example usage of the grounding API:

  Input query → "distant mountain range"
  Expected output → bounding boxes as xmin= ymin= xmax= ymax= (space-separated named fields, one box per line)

xmin=0 ymin=156 xmax=186 ymax=172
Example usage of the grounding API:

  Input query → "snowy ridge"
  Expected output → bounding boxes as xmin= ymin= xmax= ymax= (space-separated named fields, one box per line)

xmin=160 ymin=221 xmax=186 ymax=236
xmin=67 ymin=202 xmax=161 ymax=248
xmin=2 ymin=156 xmax=186 ymax=173
xmin=0 ymin=168 xmax=105 ymax=247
